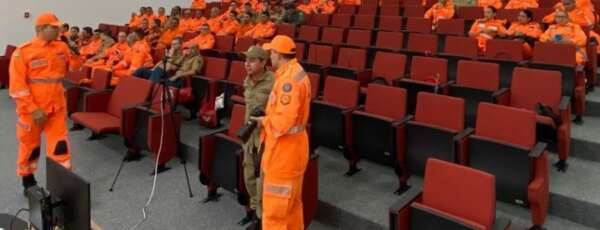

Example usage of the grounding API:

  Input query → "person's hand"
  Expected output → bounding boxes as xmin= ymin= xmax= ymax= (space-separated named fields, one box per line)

xmin=32 ymin=109 xmax=47 ymax=127
xmin=168 ymin=76 xmax=179 ymax=81
xmin=250 ymin=116 xmax=264 ymax=123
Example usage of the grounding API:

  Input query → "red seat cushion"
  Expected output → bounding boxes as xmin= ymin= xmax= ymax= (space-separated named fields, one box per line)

xmin=71 ymin=112 xmax=120 ymax=134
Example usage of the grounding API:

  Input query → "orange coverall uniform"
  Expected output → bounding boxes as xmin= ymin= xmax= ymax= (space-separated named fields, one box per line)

xmin=245 ymin=21 xmax=276 ymax=39
xmin=9 ymin=37 xmax=76 ymax=176
xmin=507 ymin=22 xmax=543 ymax=58
xmin=469 ymin=19 xmax=507 ymax=52
xmin=156 ymin=28 xmax=184 ymax=50
xmin=109 ymin=40 xmax=153 ymax=85
xmin=184 ymin=33 xmax=216 ymax=50
xmin=237 ymin=23 xmax=256 ymax=39
xmin=87 ymin=41 xmax=130 ymax=68
xmin=207 ymin=18 xmax=224 ymax=33
xmin=543 ymin=7 xmax=595 ymax=27
xmin=539 ymin=22 xmax=588 ymax=65
xmin=297 ymin=4 xmax=316 ymax=14
xmin=260 ymin=58 xmax=311 ymax=229
xmin=478 ymin=0 xmax=503 ymax=9
xmin=505 ymin=0 xmax=539 ymax=9
xmin=220 ymin=19 xmax=241 ymax=35
xmin=424 ymin=1 xmax=455 ymax=27
xmin=192 ymin=0 xmax=207 ymax=9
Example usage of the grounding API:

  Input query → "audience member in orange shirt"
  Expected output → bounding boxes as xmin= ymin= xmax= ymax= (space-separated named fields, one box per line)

xmin=477 ymin=0 xmax=503 ymax=10
xmin=207 ymin=7 xmax=225 ymax=33
xmin=171 ymin=5 xmax=183 ymax=18
xmin=185 ymin=24 xmax=216 ymax=50
xmin=316 ymin=0 xmax=337 ymax=14
xmin=255 ymin=0 xmax=270 ymax=13
xmin=540 ymin=10 xmax=589 ymax=65
xmin=505 ymin=0 xmax=539 ymax=9
xmin=86 ymin=31 xmax=130 ymax=68
xmin=192 ymin=0 xmax=207 ymax=9
xmin=297 ymin=0 xmax=316 ymax=14
xmin=157 ymin=18 xmax=184 ymax=51
xmin=190 ymin=10 xmax=208 ymax=32
xmin=218 ymin=11 xmax=241 ymax=36
xmin=237 ymin=13 xmax=256 ymax=39
xmin=424 ymin=0 xmax=455 ymax=29
xmin=543 ymin=0 xmax=595 ymax=28
xmin=469 ymin=6 xmax=508 ymax=53
xmin=179 ymin=9 xmax=196 ymax=32
xmin=110 ymin=31 xmax=154 ymax=86
xmin=244 ymin=12 xmax=276 ymax=39
xmin=157 ymin=7 xmax=168 ymax=25
xmin=507 ymin=10 xmax=544 ymax=58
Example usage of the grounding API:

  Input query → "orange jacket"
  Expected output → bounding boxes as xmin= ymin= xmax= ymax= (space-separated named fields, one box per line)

xmin=179 ymin=18 xmax=197 ymax=32
xmin=9 ymin=37 xmax=77 ymax=114
xmin=184 ymin=33 xmax=216 ymax=50
xmin=79 ymin=37 xmax=102 ymax=57
xmin=245 ymin=21 xmax=276 ymax=39
xmin=191 ymin=17 xmax=208 ymax=31
xmin=543 ymin=7 xmax=595 ymax=27
xmin=158 ymin=28 xmax=184 ymax=48
xmin=129 ymin=15 xmax=142 ymax=28
xmin=113 ymin=40 xmax=153 ymax=76
xmin=317 ymin=1 xmax=337 ymax=14
xmin=260 ymin=59 xmax=311 ymax=177
xmin=157 ymin=15 xmax=168 ymax=25
xmin=192 ymin=0 xmax=207 ymax=9
xmin=236 ymin=23 xmax=256 ymax=38
xmin=255 ymin=2 xmax=268 ymax=12
xmin=504 ymin=0 xmax=539 ymax=9
xmin=469 ymin=19 xmax=507 ymax=38
xmin=207 ymin=18 xmax=224 ymax=33
xmin=540 ymin=22 xmax=588 ymax=64
xmin=478 ymin=0 xmax=503 ymax=9
xmin=507 ymin=22 xmax=543 ymax=38
xmin=220 ymin=19 xmax=240 ymax=35
xmin=424 ymin=1 xmax=455 ymax=25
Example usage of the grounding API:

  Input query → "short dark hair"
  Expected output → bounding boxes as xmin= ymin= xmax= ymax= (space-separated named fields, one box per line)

xmin=71 ymin=26 xmax=80 ymax=32
xmin=521 ymin=9 xmax=533 ymax=19
xmin=82 ymin=26 xmax=93 ymax=34
xmin=486 ymin=6 xmax=497 ymax=13
xmin=62 ymin=23 xmax=69 ymax=28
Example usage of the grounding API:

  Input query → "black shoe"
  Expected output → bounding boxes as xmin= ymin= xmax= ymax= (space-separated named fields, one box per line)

xmin=22 ymin=174 xmax=37 ymax=195
xmin=246 ymin=219 xmax=261 ymax=230
xmin=528 ymin=225 xmax=546 ymax=230
xmin=573 ymin=116 xmax=583 ymax=125
xmin=554 ymin=160 xmax=569 ymax=172
xmin=238 ymin=210 xmax=257 ymax=226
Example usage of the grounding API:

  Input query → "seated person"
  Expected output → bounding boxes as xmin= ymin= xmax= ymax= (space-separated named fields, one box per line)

xmin=505 ymin=0 xmax=539 ymax=9
xmin=192 ymin=0 xmax=207 ymax=9
xmin=156 ymin=18 xmax=184 ymax=51
xmin=316 ymin=0 xmax=337 ymax=14
xmin=540 ymin=10 xmax=588 ymax=66
xmin=207 ymin=7 xmax=225 ymax=33
xmin=543 ymin=0 xmax=595 ymax=28
xmin=297 ymin=0 xmax=317 ymax=14
xmin=191 ymin=9 xmax=208 ymax=31
xmin=218 ymin=11 xmax=241 ymax=36
xmin=506 ymin=9 xmax=543 ymax=58
xmin=134 ymin=39 xmax=204 ymax=88
xmin=157 ymin=7 xmax=168 ymax=25
xmin=477 ymin=0 xmax=503 ymax=10
xmin=255 ymin=0 xmax=270 ymax=13
xmin=179 ymin=9 xmax=196 ymax=32
xmin=86 ymin=31 xmax=131 ymax=67
xmin=469 ymin=6 xmax=507 ymax=53
xmin=244 ymin=12 xmax=276 ymax=39
xmin=237 ymin=13 xmax=256 ymax=39
xmin=146 ymin=19 xmax=163 ymax=46
xmin=109 ymin=31 xmax=154 ymax=86
xmin=171 ymin=5 xmax=182 ymax=18
xmin=184 ymin=23 xmax=216 ymax=50
xmin=424 ymin=0 xmax=455 ymax=30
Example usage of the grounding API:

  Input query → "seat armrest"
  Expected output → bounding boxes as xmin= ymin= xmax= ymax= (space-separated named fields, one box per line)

xmin=529 ymin=142 xmax=548 ymax=158
xmin=83 ymin=90 xmax=113 ymax=112
xmin=559 ymin=96 xmax=571 ymax=111
xmin=392 ymin=115 xmax=414 ymax=127
xmin=453 ymin=127 xmax=474 ymax=142
xmin=439 ymin=80 xmax=455 ymax=89
xmin=492 ymin=88 xmax=510 ymax=105
xmin=388 ymin=187 xmax=423 ymax=230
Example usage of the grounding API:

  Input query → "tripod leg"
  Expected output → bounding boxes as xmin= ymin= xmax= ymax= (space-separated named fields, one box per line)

xmin=109 ymin=157 xmax=127 ymax=192
xmin=182 ymin=159 xmax=194 ymax=198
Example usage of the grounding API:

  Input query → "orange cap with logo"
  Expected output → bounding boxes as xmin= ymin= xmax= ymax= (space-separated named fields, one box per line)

xmin=35 ymin=12 xmax=62 ymax=27
xmin=262 ymin=35 xmax=296 ymax=54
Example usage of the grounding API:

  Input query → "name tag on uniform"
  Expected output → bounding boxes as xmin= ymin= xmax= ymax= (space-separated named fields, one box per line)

xmin=30 ymin=58 xmax=48 ymax=68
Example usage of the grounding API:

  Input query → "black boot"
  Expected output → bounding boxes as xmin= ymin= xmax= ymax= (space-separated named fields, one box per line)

xmin=554 ymin=160 xmax=569 ymax=172
xmin=246 ymin=218 xmax=261 ymax=230
xmin=238 ymin=210 xmax=257 ymax=226
xmin=22 ymin=174 xmax=37 ymax=195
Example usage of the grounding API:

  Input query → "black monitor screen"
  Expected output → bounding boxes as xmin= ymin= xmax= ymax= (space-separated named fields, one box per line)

xmin=46 ymin=157 xmax=91 ymax=230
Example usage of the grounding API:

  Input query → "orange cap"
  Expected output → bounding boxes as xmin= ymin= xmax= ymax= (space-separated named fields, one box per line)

xmin=35 ymin=13 xmax=62 ymax=27
xmin=262 ymin=35 xmax=296 ymax=54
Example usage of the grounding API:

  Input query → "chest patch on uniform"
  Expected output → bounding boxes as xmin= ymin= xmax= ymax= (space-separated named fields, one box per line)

xmin=282 ymin=83 xmax=292 ymax=92
xmin=30 ymin=59 xmax=48 ymax=68
xmin=280 ymin=95 xmax=291 ymax=105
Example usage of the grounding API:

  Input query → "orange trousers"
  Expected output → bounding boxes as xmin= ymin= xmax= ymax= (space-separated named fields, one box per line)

xmin=262 ymin=174 xmax=304 ymax=230
xmin=16 ymin=107 xmax=71 ymax=176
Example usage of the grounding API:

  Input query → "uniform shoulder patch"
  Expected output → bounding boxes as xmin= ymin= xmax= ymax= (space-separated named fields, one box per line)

xmin=280 ymin=95 xmax=291 ymax=105
xmin=282 ymin=83 xmax=292 ymax=92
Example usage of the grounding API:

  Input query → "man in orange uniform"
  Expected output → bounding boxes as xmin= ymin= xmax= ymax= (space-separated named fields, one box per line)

xmin=543 ymin=0 xmax=595 ymax=28
xmin=424 ymin=0 xmax=455 ymax=29
xmin=86 ymin=31 xmax=130 ymax=68
xmin=218 ymin=11 xmax=241 ymax=36
xmin=79 ymin=28 xmax=103 ymax=60
xmin=157 ymin=18 xmax=184 ymax=51
xmin=180 ymin=9 xmax=196 ymax=32
xmin=207 ymin=7 xmax=225 ymax=33
xmin=505 ymin=0 xmax=539 ymax=9
xmin=469 ymin=6 xmax=507 ymax=53
xmin=9 ymin=13 xmax=76 ymax=192
xmin=193 ymin=0 xmax=207 ymax=9
xmin=507 ymin=9 xmax=543 ymax=58
xmin=110 ymin=30 xmax=154 ymax=86
xmin=297 ymin=0 xmax=316 ymax=14
xmin=316 ymin=0 xmax=337 ymax=14
xmin=245 ymin=12 xmax=276 ymax=39
xmin=540 ymin=10 xmax=588 ymax=65
xmin=184 ymin=24 xmax=216 ymax=50
xmin=157 ymin=7 xmax=168 ymax=25
xmin=191 ymin=10 xmax=208 ymax=31
xmin=477 ymin=0 xmax=503 ymax=10
xmin=251 ymin=35 xmax=311 ymax=230
xmin=237 ymin=13 xmax=257 ymax=39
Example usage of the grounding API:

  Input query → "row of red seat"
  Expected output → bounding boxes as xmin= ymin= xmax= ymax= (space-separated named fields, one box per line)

xmin=0 ymin=45 xmax=16 ymax=88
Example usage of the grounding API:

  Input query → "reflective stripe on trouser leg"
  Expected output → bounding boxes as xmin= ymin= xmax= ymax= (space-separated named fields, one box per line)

xmin=16 ymin=115 xmax=42 ymax=176
xmin=262 ymin=175 xmax=304 ymax=230
xmin=44 ymin=107 xmax=72 ymax=170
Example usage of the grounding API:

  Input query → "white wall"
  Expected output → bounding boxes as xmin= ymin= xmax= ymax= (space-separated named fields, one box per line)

xmin=0 ymin=0 xmax=194 ymax=54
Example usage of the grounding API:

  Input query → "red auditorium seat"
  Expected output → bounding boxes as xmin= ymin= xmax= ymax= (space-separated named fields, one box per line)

xmin=204 ymin=35 xmax=235 ymax=57
xmin=320 ymin=26 xmax=347 ymax=45
xmin=374 ymin=31 xmax=404 ymax=52
xmin=328 ymin=47 xmax=371 ymax=85
xmin=457 ymin=6 xmax=484 ymax=21
xmin=358 ymin=4 xmax=378 ymax=15
xmin=403 ymin=5 xmax=426 ymax=17
xmin=539 ymin=0 xmax=560 ymax=8
xmin=66 ymin=68 xmax=112 ymax=115
xmin=351 ymin=84 xmax=409 ymax=172
xmin=233 ymin=37 xmax=256 ymax=53
xmin=352 ymin=15 xmax=376 ymax=30
xmin=405 ymin=33 xmax=438 ymax=56
xmin=71 ymin=77 xmax=153 ymax=138
xmin=467 ymin=103 xmax=549 ymax=230
xmin=65 ymin=65 xmax=92 ymax=85
xmin=301 ymin=43 xmax=335 ymax=75
xmin=331 ymin=14 xmax=353 ymax=28
xmin=436 ymin=19 xmax=466 ymax=36
xmin=404 ymin=17 xmax=432 ymax=34
xmin=377 ymin=16 xmax=404 ymax=32
xmin=370 ymin=51 xmax=407 ymax=85
xmin=218 ymin=60 xmax=246 ymax=112
xmin=345 ymin=29 xmax=373 ymax=48
xmin=438 ymin=36 xmax=479 ymax=80
xmin=497 ymin=9 xmax=520 ymax=22
xmin=296 ymin=42 xmax=307 ymax=61
xmin=337 ymin=5 xmax=357 ymax=14
xmin=389 ymin=159 xmax=512 ymax=230
xmin=382 ymin=0 xmax=402 ymax=5
xmin=498 ymin=67 xmax=572 ymax=171
xmin=308 ymin=72 xmax=322 ymax=98
xmin=449 ymin=60 xmax=502 ymax=128
xmin=297 ymin=25 xmax=321 ymax=43
xmin=309 ymin=77 xmax=361 ymax=175
xmin=397 ymin=92 xmax=471 ymax=193
xmin=276 ymin=23 xmax=297 ymax=37
xmin=397 ymin=56 xmax=449 ymax=114
xmin=380 ymin=6 xmax=402 ymax=16
xmin=310 ymin=14 xmax=331 ymax=26
xmin=531 ymin=8 xmax=555 ymax=22
xmin=183 ymin=32 xmax=200 ymax=42
xmin=480 ymin=39 xmax=524 ymax=88
xmin=0 ymin=45 xmax=16 ymax=88
xmin=190 ymin=57 xmax=229 ymax=127
xmin=530 ymin=42 xmax=584 ymax=120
